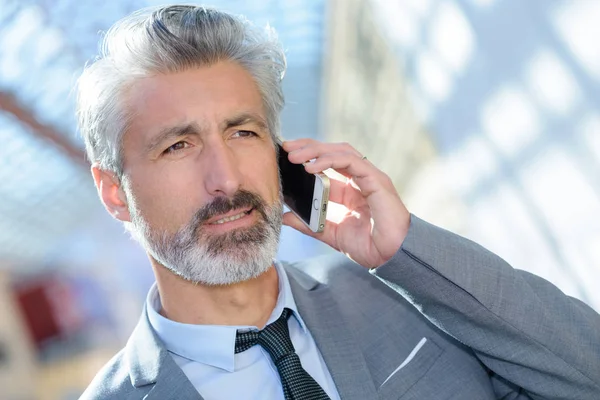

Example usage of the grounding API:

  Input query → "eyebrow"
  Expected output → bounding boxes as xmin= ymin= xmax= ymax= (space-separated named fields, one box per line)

xmin=145 ymin=123 xmax=203 ymax=154
xmin=221 ymin=112 xmax=268 ymax=132
xmin=144 ymin=112 xmax=269 ymax=154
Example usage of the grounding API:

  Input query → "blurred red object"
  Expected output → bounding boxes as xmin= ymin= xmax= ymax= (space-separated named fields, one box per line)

xmin=13 ymin=276 xmax=82 ymax=349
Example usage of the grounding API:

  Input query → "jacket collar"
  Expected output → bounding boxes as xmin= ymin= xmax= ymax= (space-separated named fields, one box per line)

xmin=125 ymin=303 xmax=201 ymax=399
xmin=123 ymin=262 xmax=377 ymax=400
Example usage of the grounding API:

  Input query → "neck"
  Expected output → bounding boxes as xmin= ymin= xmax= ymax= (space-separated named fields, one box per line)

xmin=151 ymin=259 xmax=279 ymax=329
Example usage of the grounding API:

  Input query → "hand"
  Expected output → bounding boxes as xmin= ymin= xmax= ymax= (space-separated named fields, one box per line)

xmin=281 ymin=139 xmax=411 ymax=269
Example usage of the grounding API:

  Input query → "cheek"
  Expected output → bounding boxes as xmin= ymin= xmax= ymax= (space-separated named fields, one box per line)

xmin=261 ymin=156 xmax=281 ymax=201
xmin=270 ymin=159 xmax=281 ymax=195
xmin=126 ymin=166 xmax=200 ymax=228
xmin=238 ymin=146 xmax=279 ymax=200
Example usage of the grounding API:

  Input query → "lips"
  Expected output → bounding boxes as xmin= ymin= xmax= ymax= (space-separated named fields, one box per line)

xmin=190 ymin=190 xmax=267 ymax=231
xmin=206 ymin=207 xmax=253 ymax=225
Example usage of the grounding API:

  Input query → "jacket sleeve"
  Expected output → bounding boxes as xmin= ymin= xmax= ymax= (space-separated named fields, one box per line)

xmin=370 ymin=215 xmax=600 ymax=400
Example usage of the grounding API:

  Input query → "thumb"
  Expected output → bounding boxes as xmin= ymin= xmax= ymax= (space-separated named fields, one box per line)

xmin=282 ymin=212 xmax=316 ymax=237
xmin=282 ymin=212 xmax=340 ymax=253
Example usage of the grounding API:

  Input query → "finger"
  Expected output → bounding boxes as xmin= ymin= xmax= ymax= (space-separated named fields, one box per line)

xmin=327 ymin=176 xmax=348 ymax=204
xmin=287 ymin=142 xmax=362 ymax=163
xmin=282 ymin=211 xmax=314 ymax=236
xmin=282 ymin=211 xmax=340 ymax=251
xmin=327 ymin=175 xmax=366 ymax=208
xmin=310 ymin=153 xmax=389 ymax=197
xmin=304 ymin=152 xmax=375 ymax=179
xmin=282 ymin=138 xmax=317 ymax=152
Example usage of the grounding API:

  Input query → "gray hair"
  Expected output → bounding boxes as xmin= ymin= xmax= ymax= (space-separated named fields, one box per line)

xmin=76 ymin=5 xmax=286 ymax=176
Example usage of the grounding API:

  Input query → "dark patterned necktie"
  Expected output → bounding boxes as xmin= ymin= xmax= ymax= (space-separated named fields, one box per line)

xmin=235 ymin=308 xmax=331 ymax=400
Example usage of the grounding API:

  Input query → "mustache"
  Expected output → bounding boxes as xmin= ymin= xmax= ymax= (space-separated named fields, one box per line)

xmin=190 ymin=189 xmax=269 ymax=228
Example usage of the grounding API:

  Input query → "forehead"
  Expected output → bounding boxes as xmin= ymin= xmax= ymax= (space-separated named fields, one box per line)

xmin=123 ymin=61 xmax=266 ymax=143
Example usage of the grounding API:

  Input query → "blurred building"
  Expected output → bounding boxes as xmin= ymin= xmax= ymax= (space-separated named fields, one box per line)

xmin=323 ymin=0 xmax=600 ymax=312
xmin=323 ymin=0 xmax=437 ymax=192
xmin=0 ymin=270 xmax=37 ymax=400
xmin=322 ymin=0 xmax=467 ymax=228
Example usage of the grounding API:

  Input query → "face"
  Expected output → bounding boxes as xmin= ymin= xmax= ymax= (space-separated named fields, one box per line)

xmin=116 ymin=61 xmax=282 ymax=285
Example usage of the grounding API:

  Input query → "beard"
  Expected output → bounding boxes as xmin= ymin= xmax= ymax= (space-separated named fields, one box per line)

xmin=124 ymin=186 xmax=283 ymax=286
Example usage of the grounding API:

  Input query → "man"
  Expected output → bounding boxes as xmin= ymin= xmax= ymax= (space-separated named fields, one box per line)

xmin=78 ymin=5 xmax=600 ymax=400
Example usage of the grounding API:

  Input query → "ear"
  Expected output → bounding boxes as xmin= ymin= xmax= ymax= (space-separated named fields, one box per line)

xmin=91 ymin=164 xmax=132 ymax=222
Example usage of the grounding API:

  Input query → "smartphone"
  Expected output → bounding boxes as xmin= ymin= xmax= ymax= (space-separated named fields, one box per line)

xmin=278 ymin=144 xmax=330 ymax=233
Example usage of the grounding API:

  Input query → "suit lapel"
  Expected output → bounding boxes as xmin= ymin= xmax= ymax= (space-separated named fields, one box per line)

xmin=143 ymin=364 xmax=202 ymax=400
xmin=285 ymin=265 xmax=378 ymax=400
xmin=126 ymin=304 xmax=202 ymax=400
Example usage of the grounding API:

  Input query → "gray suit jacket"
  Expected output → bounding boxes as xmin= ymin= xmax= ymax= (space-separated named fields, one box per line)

xmin=81 ymin=216 xmax=600 ymax=399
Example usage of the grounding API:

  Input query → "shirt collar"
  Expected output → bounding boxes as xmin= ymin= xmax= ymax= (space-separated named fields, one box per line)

xmin=146 ymin=260 xmax=307 ymax=372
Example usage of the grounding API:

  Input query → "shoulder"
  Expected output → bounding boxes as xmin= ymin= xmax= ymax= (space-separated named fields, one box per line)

xmin=79 ymin=349 xmax=145 ymax=400
xmin=284 ymin=252 xmax=377 ymax=289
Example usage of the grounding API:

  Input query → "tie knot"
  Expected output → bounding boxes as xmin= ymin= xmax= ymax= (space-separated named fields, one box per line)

xmin=235 ymin=308 xmax=293 ymax=360
xmin=234 ymin=307 xmax=331 ymax=400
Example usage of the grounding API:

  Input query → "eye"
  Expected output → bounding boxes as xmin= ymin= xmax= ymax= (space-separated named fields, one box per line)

xmin=231 ymin=130 xmax=257 ymax=138
xmin=164 ymin=141 xmax=190 ymax=154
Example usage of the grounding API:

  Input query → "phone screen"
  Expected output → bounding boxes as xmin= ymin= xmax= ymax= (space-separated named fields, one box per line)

xmin=278 ymin=145 xmax=316 ymax=224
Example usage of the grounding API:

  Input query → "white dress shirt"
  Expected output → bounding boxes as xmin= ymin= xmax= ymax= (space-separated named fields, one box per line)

xmin=146 ymin=261 xmax=341 ymax=400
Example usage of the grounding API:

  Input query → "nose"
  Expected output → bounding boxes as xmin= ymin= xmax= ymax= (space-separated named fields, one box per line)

xmin=203 ymin=139 xmax=243 ymax=198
